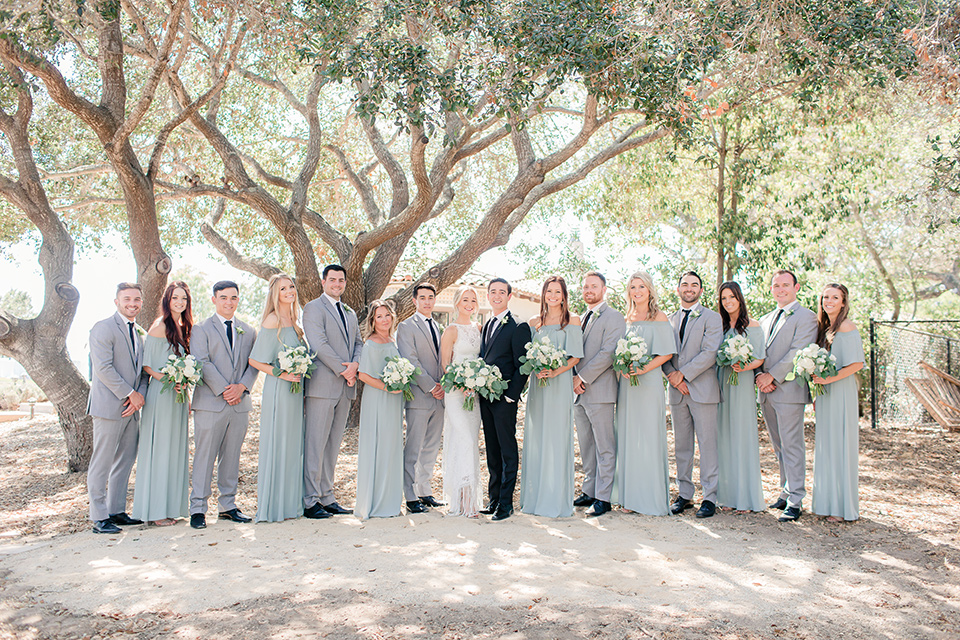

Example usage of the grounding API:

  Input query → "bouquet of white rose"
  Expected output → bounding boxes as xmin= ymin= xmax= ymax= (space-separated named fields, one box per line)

xmin=519 ymin=336 xmax=568 ymax=387
xmin=784 ymin=343 xmax=838 ymax=399
xmin=612 ymin=334 xmax=652 ymax=387
xmin=160 ymin=354 xmax=203 ymax=403
xmin=274 ymin=344 xmax=317 ymax=394
xmin=382 ymin=356 xmax=421 ymax=402
xmin=716 ymin=333 xmax=755 ymax=386
xmin=440 ymin=357 xmax=509 ymax=411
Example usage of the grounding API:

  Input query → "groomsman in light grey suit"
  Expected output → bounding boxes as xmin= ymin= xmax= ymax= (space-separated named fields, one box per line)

xmin=302 ymin=264 xmax=364 ymax=518
xmin=396 ymin=282 xmax=445 ymax=513
xmin=572 ymin=271 xmax=625 ymax=517
xmin=662 ymin=271 xmax=723 ymax=519
xmin=189 ymin=281 xmax=259 ymax=529
xmin=756 ymin=269 xmax=818 ymax=522
xmin=87 ymin=282 xmax=148 ymax=534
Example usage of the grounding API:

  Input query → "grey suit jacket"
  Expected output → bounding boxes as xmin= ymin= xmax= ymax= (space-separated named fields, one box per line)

xmin=573 ymin=303 xmax=625 ymax=404
xmin=662 ymin=303 xmax=722 ymax=405
xmin=87 ymin=312 xmax=148 ymax=420
xmin=396 ymin=315 xmax=444 ymax=410
xmin=758 ymin=303 xmax=818 ymax=404
xmin=302 ymin=296 xmax=364 ymax=400
xmin=191 ymin=315 xmax=259 ymax=413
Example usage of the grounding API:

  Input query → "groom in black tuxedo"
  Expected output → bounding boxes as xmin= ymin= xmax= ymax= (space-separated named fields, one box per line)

xmin=479 ymin=278 xmax=532 ymax=521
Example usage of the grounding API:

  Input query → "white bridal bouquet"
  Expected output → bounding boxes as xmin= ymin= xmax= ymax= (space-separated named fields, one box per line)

xmin=382 ymin=356 xmax=421 ymax=402
xmin=274 ymin=345 xmax=317 ymax=394
xmin=612 ymin=334 xmax=652 ymax=387
xmin=440 ymin=357 xmax=509 ymax=411
xmin=716 ymin=333 xmax=755 ymax=385
xmin=785 ymin=343 xmax=838 ymax=399
xmin=160 ymin=354 xmax=203 ymax=403
xmin=519 ymin=336 xmax=568 ymax=387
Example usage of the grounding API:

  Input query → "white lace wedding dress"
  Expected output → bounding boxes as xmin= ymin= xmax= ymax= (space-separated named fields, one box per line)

xmin=443 ymin=322 xmax=483 ymax=517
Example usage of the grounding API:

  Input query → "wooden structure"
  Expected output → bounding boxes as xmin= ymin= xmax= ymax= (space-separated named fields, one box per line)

xmin=905 ymin=361 xmax=960 ymax=431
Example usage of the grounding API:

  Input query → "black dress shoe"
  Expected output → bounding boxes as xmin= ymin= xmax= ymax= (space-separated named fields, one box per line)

xmin=491 ymin=505 xmax=513 ymax=521
xmin=573 ymin=493 xmax=595 ymax=507
xmin=479 ymin=502 xmax=499 ymax=515
xmin=190 ymin=513 xmax=206 ymax=529
xmin=768 ymin=497 xmax=788 ymax=510
xmin=219 ymin=509 xmax=252 ymax=523
xmin=778 ymin=506 xmax=801 ymax=522
xmin=586 ymin=500 xmax=612 ymax=517
xmin=322 ymin=502 xmax=353 ymax=515
xmin=696 ymin=500 xmax=717 ymax=518
xmin=670 ymin=496 xmax=694 ymax=515
xmin=419 ymin=495 xmax=444 ymax=508
xmin=304 ymin=503 xmax=333 ymax=519
xmin=109 ymin=512 xmax=143 ymax=526
xmin=406 ymin=500 xmax=429 ymax=513
xmin=93 ymin=519 xmax=121 ymax=534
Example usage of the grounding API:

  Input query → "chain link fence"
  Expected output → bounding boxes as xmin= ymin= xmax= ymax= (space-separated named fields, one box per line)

xmin=870 ymin=320 xmax=960 ymax=429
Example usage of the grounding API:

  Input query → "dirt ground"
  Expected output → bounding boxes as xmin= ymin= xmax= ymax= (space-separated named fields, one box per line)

xmin=0 ymin=402 xmax=958 ymax=640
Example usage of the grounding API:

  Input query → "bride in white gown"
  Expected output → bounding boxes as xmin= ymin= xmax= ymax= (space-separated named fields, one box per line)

xmin=439 ymin=286 xmax=483 ymax=517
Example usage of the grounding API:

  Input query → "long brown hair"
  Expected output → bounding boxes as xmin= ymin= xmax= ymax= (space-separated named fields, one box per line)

xmin=718 ymin=281 xmax=750 ymax=335
xmin=816 ymin=283 xmax=850 ymax=349
xmin=261 ymin=274 xmax=305 ymax=341
xmin=538 ymin=275 xmax=571 ymax=329
xmin=160 ymin=281 xmax=193 ymax=356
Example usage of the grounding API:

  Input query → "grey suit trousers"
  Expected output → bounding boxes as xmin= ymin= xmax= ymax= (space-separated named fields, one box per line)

xmin=87 ymin=415 xmax=140 ymax=521
xmin=304 ymin=395 xmax=351 ymax=508
xmin=190 ymin=407 xmax=249 ymax=514
xmin=671 ymin=396 xmax=719 ymax=503
xmin=760 ymin=396 xmax=807 ymax=508
xmin=403 ymin=406 xmax=444 ymax=501
xmin=574 ymin=401 xmax=616 ymax=502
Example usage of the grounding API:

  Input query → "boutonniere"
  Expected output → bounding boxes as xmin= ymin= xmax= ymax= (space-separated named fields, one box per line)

xmin=785 ymin=308 xmax=795 ymax=317
xmin=135 ymin=325 xmax=146 ymax=336
xmin=690 ymin=309 xmax=701 ymax=319
xmin=499 ymin=315 xmax=509 ymax=327
xmin=236 ymin=325 xmax=245 ymax=335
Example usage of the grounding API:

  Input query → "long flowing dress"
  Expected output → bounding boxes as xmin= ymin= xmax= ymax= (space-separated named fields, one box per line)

xmin=611 ymin=320 xmax=676 ymax=516
xmin=442 ymin=323 xmax=483 ymax=517
xmin=251 ymin=327 xmax=305 ymax=523
xmin=132 ymin=336 xmax=189 ymax=522
xmin=520 ymin=323 xmax=584 ymax=518
xmin=716 ymin=325 xmax=767 ymax=511
xmin=356 ymin=339 xmax=405 ymax=520
xmin=812 ymin=329 xmax=864 ymax=521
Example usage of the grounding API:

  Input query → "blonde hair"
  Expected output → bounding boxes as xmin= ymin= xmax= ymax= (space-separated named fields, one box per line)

xmin=453 ymin=285 xmax=478 ymax=317
xmin=261 ymin=274 xmax=304 ymax=341
xmin=363 ymin=299 xmax=397 ymax=339
xmin=626 ymin=271 xmax=661 ymax=321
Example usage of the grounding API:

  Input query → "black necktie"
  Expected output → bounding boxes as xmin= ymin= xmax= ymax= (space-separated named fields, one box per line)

xmin=336 ymin=301 xmax=348 ymax=334
xmin=767 ymin=309 xmax=785 ymax=346
xmin=127 ymin=322 xmax=137 ymax=357
xmin=582 ymin=310 xmax=594 ymax=332
xmin=678 ymin=309 xmax=692 ymax=343
xmin=427 ymin=317 xmax=439 ymax=352
xmin=482 ymin=318 xmax=494 ymax=350
xmin=225 ymin=320 xmax=234 ymax=349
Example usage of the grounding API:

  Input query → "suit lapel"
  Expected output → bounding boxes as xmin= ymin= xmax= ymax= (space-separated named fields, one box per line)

xmin=488 ymin=311 xmax=511 ymax=350
xmin=416 ymin=316 xmax=440 ymax=364
xmin=323 ymin=297 xmax=349 ymax=342
xmin=230 ymin=320 xmax=243 ymax=369
xmin=114 ymin=314 xmax=137 ymax=366
xmin=583 ymin=304 xmax=604 ymax=340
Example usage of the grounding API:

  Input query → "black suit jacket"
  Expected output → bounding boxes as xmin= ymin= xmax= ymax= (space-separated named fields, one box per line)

xmin=480 ymin=312 xmax=532 ymax=402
